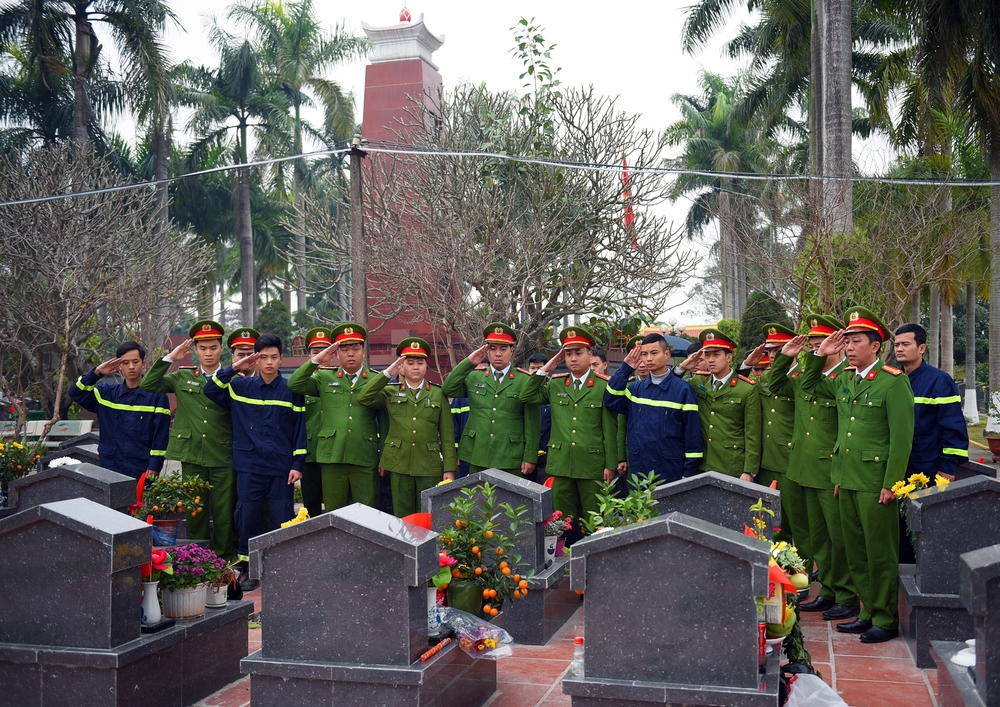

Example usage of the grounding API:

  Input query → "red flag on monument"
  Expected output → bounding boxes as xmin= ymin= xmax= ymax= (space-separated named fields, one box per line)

xmin=622 ymin=150 xmax=636 ymax=248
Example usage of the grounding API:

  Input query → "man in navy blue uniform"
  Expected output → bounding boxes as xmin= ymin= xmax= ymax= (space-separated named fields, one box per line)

xmin=69 ymin=341 xmax=170 ymax=480
xmin=450 ymin=396 xmax=471 ymax=478
xmin=604 ymin=333 xmax=702 ymax=483
xmin=204 ymin=333 xmax=306 ymax=577
xmin=893 ymin=323 xmax=970 ymax=562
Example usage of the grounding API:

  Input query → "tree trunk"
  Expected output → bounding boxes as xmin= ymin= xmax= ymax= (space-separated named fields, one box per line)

xmin=816 ymin=0 xmax=853 ymax=236
xmin=929 ymin=283 xmax=940 ymax=367
xmin=941 ymin=301 xmax=954 ymax=376
xmin=810 ymin=0 xmax=823 ymax=235
xmin=988 ymin=146 xmax=1000 ymax=432
xmin=911 ymin=289 xmax=922 ymax=323
xmin=282 ymin=277 xmax=292 ymax=313
xmin=718 ymin=185 xmax=735 ymax=319
xmin=72 ymin=15 xmax=98 ymax=147
xmin=236 ymin=130 xmax=255 ymax=326
xmin=148 ymin=123 xmax=173 ymax=351
xmin=349 ymin=144 xmax=368 ymax=363
xmin=966 ymin=282 xmax=977 ymax=390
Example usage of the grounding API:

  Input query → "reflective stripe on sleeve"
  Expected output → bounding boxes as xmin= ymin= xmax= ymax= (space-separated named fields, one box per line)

xmin=94 ymin=390 xmax=170 ymax=415
xmin=293 ymin=448 xmax=307 ymax=456
xmin=685 ymin=452 xmax=704 ymax=458
xmin=624 ymin=389 xmax=699 ymax=411
xmin=150 ymin=450 xmax=166 ymax=457
xmin=605 ymin=386 xmax=626 ymax=396
xmin=942 ymin=447 xmax=969 ymax=457
xmin=913 ymin=395 xmax=962 ymax=405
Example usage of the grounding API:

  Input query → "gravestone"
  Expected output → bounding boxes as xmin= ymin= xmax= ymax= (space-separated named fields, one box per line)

xmin=899 ymin=476 xmax=1000 ymax=667
xmin=0 ymin=498 xmax=252 ymax=706
xmin=563 ymin=511 xmax=780 ymax=707
xmin=652 ymin=471 xmax=782 ymax=539
xmin=58 ymin=431 xmax=101 ymax=449
xmin=37 ymin=443 xmax=100 ymax=471
xmin=421 ymin=469 xmax=578 ymax=644
xmin=954 ymin=459 xmax=996 ymax=481
xmin=8 ymin=462 xmax=136 ymax=515
xmin=241 ymin=502 xmax=496 ymax=707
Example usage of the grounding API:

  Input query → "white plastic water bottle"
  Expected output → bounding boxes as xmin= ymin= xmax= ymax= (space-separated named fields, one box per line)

xmin=569 ymin=637 xmax=585 ymax=676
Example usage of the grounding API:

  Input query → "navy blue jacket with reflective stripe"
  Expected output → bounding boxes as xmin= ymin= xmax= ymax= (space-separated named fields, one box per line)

xmin=906 ymin=361 xmax=969 ymax=476
xmin=604 ymin=363 xmax=703 ymax=482
xmin=204 ymin=366 xmax=307 ymax=475
xmin=68 ymin=368 xmax=170 ymax=478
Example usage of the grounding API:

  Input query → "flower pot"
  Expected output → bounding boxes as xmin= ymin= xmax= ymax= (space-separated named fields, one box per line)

xmin=555 ymin=538 xmax=566 ymax=557
xmin=162 ymin=584 xmax=206 ymax=618
xmin=151 ymin=519 xmax=180 ymax=546
xmin=206 ymin=583 xmax=228 ymax=608
xmin=986 ymin=435 xmax=1000 ymax=464
xmin=447 ymin=579 xmax=483 ymax=616
xmin=140 ymin=581 xmax=161 ymax=625
xmin=544 ymin=535 xmax=558 ymax=565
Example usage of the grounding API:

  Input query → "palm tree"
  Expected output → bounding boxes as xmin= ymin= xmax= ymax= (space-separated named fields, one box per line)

xmin=176 ymin=24 xmax=291 ymax=326
xmin=0 ymin=0 xmax=174 ymax=147
xmin=665 ymin=71 xmax=768 ymax=319
xmin=227 ymin=0 xmax=367 ymax=311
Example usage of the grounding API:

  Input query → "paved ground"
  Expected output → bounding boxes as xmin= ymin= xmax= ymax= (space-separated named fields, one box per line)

xmin=194 ymin=582 xmax=943 ymax=707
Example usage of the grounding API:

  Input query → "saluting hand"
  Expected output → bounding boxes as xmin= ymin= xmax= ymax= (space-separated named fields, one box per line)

xmin=540 ymin=349 xmax=565 ymax=374
xmin=385 ymin=356 xmax=406 ymax=378
xmin=232 ymin=352 xmax=261 ymax=373
xmin=623 ymin=345 xmax=643 ymax=369
xmin=781 ymin=335 xmax=809 ymax=358
xmin=743 ymin=343 xmax=766 ymax=368
xmin=817 ymin=330 xmax=847 ymax=357
xmin=468 ymin=343 xmax=490 ymax=366
xmin=95 ymin=357 xmax=125 ymax=376
xmin=677 ymin=350 xmax=703 ymax=372
xmin=311 ymin=341 xmax=340 ymax=366
xmin=167 ymin=338 xmax=195 ymax=361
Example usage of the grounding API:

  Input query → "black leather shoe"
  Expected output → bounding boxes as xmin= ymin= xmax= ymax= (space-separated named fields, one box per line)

xmin=822 ymin=604 xmax=861 ymax=621
xmin=859 ymin=626 xmax=899 ymax=643
xmin=240 ymin=578 xmax=260 ymax=592
xmin=799 ymin=596 xmax=835 ymax=612
xmin=836 ymin=618 xmax=873 ymax=634
xmin=810 ymin=570 xmax=819 ymax=582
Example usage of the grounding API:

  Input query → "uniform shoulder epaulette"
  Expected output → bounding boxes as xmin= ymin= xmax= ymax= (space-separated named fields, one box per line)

xmin=428 ymin=380 xmax=441 ymax=387
xmin=594 ymin=372 xmax=610 ymax=381
xmin=551 ymin=373 xmax=569 ymax=378
xmin=738 ymin=374 xmax=756 ymax=385
xmin=178 ymin=365 xmax=197 ymax=369
xmin=694 ymin=370 xmax=710 ymax=376
xmin=882 ymin=365 xmax=902 ymax=375
xmin=845 ymin=366 xmax=857 ymax=371
xmin=516 ymin=367 xmax=530 ymax=375
xmin=474 ymin=364 xmax=488 ymax=370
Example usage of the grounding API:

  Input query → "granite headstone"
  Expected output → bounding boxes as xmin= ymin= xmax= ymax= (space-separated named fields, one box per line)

xmin=652 ymin=471 xmax=782 ymax=539
xmin=563 ymin=511 xmax=780 ymax=706
xmin=959 ymin=544 xmax=1000 ymax=706
xmin=9 ymin=463 xmax=136 ymax=515
xmin=37 ymin=444 xmax=100 ymax=471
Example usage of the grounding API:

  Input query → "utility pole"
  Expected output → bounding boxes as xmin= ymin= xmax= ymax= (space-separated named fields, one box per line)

xmin=349 ymin=134 xmax=369 ymax=366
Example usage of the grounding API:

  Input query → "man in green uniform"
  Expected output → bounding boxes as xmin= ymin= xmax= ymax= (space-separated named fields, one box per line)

xmin=288 ymin=323 xmax=383 ymax=512
xmin=679 ymin=328 xmax=761 ymax=480
xmin=770 ymin=315 xmax=859 ymax=621
xmin=141 ymin=320 xmax=236 ymax=560
xmin=227 ymin=328 xmax=259 ymax=367
xmin=520 ymin=327 xmax=618 ymax=527
xmin=298 ymin=327 xmax=334 ymax=517
xmin=744 ymin=324 xmax=810 ymax=560
xmin=799 ymin=307 xmax=914 ymax=643
xmin=358 ymin=337 xmax=456 ymax=516
xmin=441 ymin=323 xmax=540 ymax=477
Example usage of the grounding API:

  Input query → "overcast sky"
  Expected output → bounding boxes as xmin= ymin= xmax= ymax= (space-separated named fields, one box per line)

xmin=106 ymin=1 xmax=890 ymax=324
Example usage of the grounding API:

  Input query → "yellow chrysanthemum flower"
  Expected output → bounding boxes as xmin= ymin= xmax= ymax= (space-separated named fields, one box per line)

xmin=908 ymin=473 xmax=931 ymax=488
xmin=934 ymin=474 xmax=951 ymax=490
xmin=896 ymin=483 xmax=917 ymax=498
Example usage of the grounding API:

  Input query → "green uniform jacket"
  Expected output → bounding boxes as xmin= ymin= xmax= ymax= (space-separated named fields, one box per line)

xmin=288 ymin=362 xmax=385 ymax=468
xmin=768 ymin=353 xmax=847 ymax=489
xmin=800 ymin=354 xmax=914 ymax=492
xmin=140 ymin=358 xmax=233 ymax=467
xmin=754 ymin=368 xmax=796 ymax=473
xmin=520 ymin=372 xmax=618 ymax=479
xmin=357 ymin=373 xmax=457 ymax=477
xmin=688 ymin=372 xmax=761 ymax=477
xmin=441 ymin=358 xmax=541 ymax=468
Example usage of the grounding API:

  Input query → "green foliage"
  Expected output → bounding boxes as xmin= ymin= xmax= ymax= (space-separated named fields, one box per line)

xmin=738 ymin=292 xmax=792 ymax=356
xmin=510 ymin=17 xmax=562 ymax=155
xmin=256 ymin=301 xmax=293 ymax=354
xmin=583 ymin=472 xmax=663 ymax=533
xmin=0 ymin=439 xmax=43 ymax=494
xmin=438 ymin=483 xmax=532 ymax=606
xmin=293 ymin=308 xmax=319 ymax=333
xmin=717 ymin=319 xmax=740 ymax=350
xmin=137 ymin=473 xmax=210 ymax=519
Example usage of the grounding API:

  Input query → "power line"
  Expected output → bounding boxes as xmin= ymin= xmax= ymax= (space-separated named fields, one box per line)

xmin=0 ymin=141 xmax=997 ymax=208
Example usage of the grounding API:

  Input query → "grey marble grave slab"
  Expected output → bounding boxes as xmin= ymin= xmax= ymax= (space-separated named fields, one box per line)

xmin=10 ymin=463 xmax=135 ymax=514
xmin=37 ymin=444 xmax=101 ymax=472
xmin=909 ymin=476 xmax=1000 ymax=595
xmin=931 ymin=641 xmax=985 ymax=707
xmin=960 ymin=544 xmax=1000 ymax=706
xmin=899 ymin=567 xmax=972 ymax=668
xmin=568 ymin=512 xmax=771 ymax=697
xmin=421 ymin=468 xmax=551 ymax=572
xmin=0 ymin=498 xmax=149 ymax=650
xmin=58 ymin=431 xmax=101 ymax=449
xmin=651 ymin=472 xmax=781 ymax=539
xmin=250 ymin=502 xmax=438 ymax=666
xmin=955 ymin=460 xmax=996 ymax=481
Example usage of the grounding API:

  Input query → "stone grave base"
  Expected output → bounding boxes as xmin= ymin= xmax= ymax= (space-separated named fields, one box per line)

xmin=242 ymin=638 xmax=496 ymax=707
xmin=900 ymin=568 xmax=973 ymax=669
xmin=931 ymin=640 xmax=985 ymax=707
xmin=0 ymin=600 xmax=252 ymax=707
xmin=561 ymin=649 xmax=781 ymax=707
xmin=501 ymin=557 xmax=579 ymax=645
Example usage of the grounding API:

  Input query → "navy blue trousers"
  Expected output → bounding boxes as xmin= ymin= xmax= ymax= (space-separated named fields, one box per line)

xmin=236 ymin=471 xmax=294 ymax=556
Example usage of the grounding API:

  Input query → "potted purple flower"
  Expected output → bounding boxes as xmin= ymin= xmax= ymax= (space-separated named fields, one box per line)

xmin=159 ymin=544 xmax=224 ymax=618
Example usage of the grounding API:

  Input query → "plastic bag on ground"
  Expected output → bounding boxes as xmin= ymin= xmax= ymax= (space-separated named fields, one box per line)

xmin=784 ymin=674 xmax=848 ymax=707
xmin=434 ymin=607 xmax=513 ymax=659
